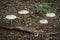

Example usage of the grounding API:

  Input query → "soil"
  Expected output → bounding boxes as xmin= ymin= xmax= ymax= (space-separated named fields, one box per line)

xmin=0 ymin=28 xmax=60 ymax=40
xmin=0 ymin=0 xmax=60 ymax=40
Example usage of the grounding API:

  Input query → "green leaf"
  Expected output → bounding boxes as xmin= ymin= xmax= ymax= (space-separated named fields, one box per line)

xmin=38 ymin=3 xmax=52 ymax=13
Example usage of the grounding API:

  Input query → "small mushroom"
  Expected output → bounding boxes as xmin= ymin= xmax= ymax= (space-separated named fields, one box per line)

xmin=18 ymin=10 xmax=29 ymax=14
xmin=5 ymin=15 xmax=17 ymax=19
xmin=39 ymin=19 xmax=48 ymax=24
xmin=46 ymin=13 xmax=56 ymax=17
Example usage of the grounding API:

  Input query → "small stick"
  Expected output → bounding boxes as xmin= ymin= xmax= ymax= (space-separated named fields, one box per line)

xmin=29 ymin=0 xmax=35 ymax=13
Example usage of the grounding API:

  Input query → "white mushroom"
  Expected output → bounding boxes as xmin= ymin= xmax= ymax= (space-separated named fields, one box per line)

xmin=18 ymin=10 xmax=29 ymax=14
xmin=46 ymin=13 xmax=56 ymax=17
xmin=5 ymin=15 xmax=17 ymax=19
xmin=39 ymin=4 xmax=43 ymax=7
xmin=39 ymin=19 xmax=48 ymax=24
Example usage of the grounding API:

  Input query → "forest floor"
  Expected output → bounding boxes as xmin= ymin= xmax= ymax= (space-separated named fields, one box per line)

xmin=0 ymin=0 xmax=60 ymax=40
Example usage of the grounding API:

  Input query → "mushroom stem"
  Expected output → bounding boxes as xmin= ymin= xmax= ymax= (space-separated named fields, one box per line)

xmin=10 ymin=20 xmax=13 ymax=27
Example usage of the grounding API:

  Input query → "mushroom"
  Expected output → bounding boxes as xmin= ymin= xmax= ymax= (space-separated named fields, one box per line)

xmin=18 ymin=10 xmax=29 ymax=14
xmin=46 ymin=13 xmax=56 ymax=17
xmin=5 ymin=15 xmax=17 ymax=19
xmin=39 ymin=19 xmax=48 ymax=24
xmin=5 ymin=15 xmax=17 ymax=27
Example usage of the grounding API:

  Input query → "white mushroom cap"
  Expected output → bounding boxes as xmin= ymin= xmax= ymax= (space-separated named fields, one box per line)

xmin=39 ymin=4 xmax=43 ymax=6
xmin=46 ymin=13 xmax=56 ymax=17
xmin=5 ymin=15 xmax=17 ymax=19
xmin=39 ymin=19 xmax=48 ymax=24
xmin=18 ymin=10 xmax=29 ymax=14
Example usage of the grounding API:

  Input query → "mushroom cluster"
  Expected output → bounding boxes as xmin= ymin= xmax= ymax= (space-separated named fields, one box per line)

xmin=5 ymin=10 xmax=29 ymax=19
xmin=39 ymin=12 xmax=56 ymax=24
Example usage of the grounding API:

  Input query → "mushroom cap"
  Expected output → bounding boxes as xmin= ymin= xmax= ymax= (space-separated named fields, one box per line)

xmin=46 ymin=13 xmax=56 ymax=17
xmin=18 ymin=10 xmax=29 ymax=14
xmin=39 ymin=19 xmax=48 ymax=24
xmin=5 ymin=15 xmax=17 ymax=19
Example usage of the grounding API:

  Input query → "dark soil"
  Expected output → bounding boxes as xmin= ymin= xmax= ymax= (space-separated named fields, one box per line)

xmin=0 ymin=0 xmax=60 ymax=40
xmin=0 ymin=28 xmax=60 ymax=40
